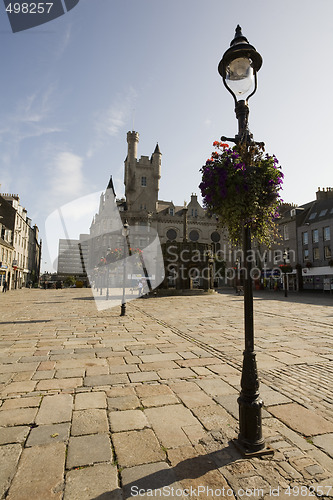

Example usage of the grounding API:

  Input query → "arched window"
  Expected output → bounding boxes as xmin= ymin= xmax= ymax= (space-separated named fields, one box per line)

xmin=166 ymin=229 xmax=177 ymax=241
xmin=189 ymin=230 xmax=199 ymax=242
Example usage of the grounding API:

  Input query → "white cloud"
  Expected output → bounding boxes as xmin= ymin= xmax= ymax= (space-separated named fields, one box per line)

xmin=55 ymin=24 xmax=72 ymax=60
xmin=86 ymin=86 xmax=137 ymax=158
xmin=0 ymin=85 xmax=62 ymax=145
xmin=50 ymin=151 xmax=85 ymax=198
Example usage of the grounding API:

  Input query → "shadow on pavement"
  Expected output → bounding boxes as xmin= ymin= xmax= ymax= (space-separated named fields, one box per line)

xmin=217 ymin=288 xmax=333 ymax=306
xmin=91 ymin=444 xmax=239 ymax=500
xmin=0 ymin=319 xmax=52 ymax=324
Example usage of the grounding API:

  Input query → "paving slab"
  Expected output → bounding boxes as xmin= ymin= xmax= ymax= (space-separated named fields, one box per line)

xmin=26 ymin=422 xmax=70 ymax=446
xmin=66 ymin=433 xmax=113 ymax=468
xmin=0 ymin=444 xmax=22 ymax=499
xmin=109 ymin=409 xmax=149 ymax=432
xmin=0 ymin=426 xmax=30 ymax=445
xmin=312 ymin=433 xmax=333 ymax=458
xmin=178 ymin=391 xmax=215 ymax=408
xmin=36 ymin=377 xmax=82 ymax=391
xmin=71 ymin=409 xmax=109 ymax=435
xmin=167 ymin=444 xmax=236 ymax=499
xmin=84 ymin=374 xmax=128 ymax=386
xmin=260 ymin=389 xmax=293 ymax=406
xmin=121 ymin=462 xmax=183 ymax=500
xmin=74 ymin=391 xmax=107 ymax=409
xmin=35 ymin=393 xmax=73 ymax=425
xmin=140 ymin=393 xmax=179 ymax=407
xmin=2 ymin=381 xmax=37 ymax=395
xmin=157 ymin=367 xmax=195 ymax=380
xmin=195 ymin=378 xmax=238 ymax=396
xmin=1 ymin=396 xmax=41 ymax=410
xmin=139 ymin=353 xmax=182 ymax=363
xmin=144 ymin=404 xmax=199 ymax=448
xmin=108 ymin=395 xmax=141 ymax=410
xmin=64 ymin=463 xmax=121 ymax=500
xmin=0 ymin=407 xmax=37 ymax=427
xmin=113 ymin=429 xmax=165 ymax=467
xmin=55 ymin=368 xmax=85 ymax=379
xmin=6 ymin=442 xmax=66 ymax=500
xmin=269 ymin=403 xmax=333 ymax=437
xmin=191 ymin=405 xmax=237 ymax=438
xmin=129 ymin=371 xmax=160 ymax=383
xmin=135 ymin=384 xmax=172 ymax=398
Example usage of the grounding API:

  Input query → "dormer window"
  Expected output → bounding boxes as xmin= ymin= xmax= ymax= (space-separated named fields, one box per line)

xmin=141 ymin=176 xmax=147 ymax=187
xmin=169 ymin=208 xmax=174 ymax=216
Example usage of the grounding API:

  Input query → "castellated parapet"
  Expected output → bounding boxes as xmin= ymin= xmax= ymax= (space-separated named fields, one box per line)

xmin=124 ymin=131 xmax=161 ymax=213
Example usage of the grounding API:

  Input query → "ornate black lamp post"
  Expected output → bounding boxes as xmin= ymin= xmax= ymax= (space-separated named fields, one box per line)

xmin=283 ymin=250 xmax=289 ymax=297
xmin=218 ymin=26 xmax=272 ymax=456
xmin=120 ymin=221 xmax=129 ymax=316
xmin=105 ymin=248 xmax=111 ymax=300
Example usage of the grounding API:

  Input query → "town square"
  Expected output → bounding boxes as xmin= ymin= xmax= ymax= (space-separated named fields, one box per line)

xmin=1 ymin=0 xmax=333 ymax=498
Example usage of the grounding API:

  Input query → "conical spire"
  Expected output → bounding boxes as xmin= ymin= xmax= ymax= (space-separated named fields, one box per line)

xmin=106 ymin=176 xmax=116 ymax=197
xmin=153 ymin=143 xmax=161 ymax=155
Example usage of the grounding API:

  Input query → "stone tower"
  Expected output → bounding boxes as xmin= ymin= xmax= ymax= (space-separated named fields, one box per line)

xmin=124 ymin=131 xmax=161 ymax=213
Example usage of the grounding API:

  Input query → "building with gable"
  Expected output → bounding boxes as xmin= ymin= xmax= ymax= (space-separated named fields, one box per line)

xmin=120 ymin=131 xmax=226 ymax=248
xmin=84 ymin=131 xmax=232 ymax=289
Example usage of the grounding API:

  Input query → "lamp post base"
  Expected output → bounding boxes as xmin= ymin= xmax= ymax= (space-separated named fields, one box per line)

xmin=237 ymin=349 xmax=273 ymax=456
xmin=120 ymin=303 xmax=126 ymax=316
xmin=233 ymin=438 xmax=274 ymax=458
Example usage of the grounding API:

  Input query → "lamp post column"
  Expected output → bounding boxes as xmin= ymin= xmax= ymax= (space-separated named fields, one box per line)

xmin=121 ymin=222 xmax=129 ymax=316
xmin=238 ymin=225 xmax=265 ymax=452
xmin=283 ymin=251 xmax=288 ymax=297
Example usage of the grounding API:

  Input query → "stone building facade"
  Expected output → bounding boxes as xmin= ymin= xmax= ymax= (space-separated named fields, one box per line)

xmin=87 ymin=131 xmax=231 ymax=288
xmin=254 ymin=189 xmax=333 ymax=292
xmin=0 ymin=221 xmax=14 ymax=290
xmin=0 ymin=194 xmax=41 ymax=289
xmin=121 ymin=131 xmax=227 ymax=250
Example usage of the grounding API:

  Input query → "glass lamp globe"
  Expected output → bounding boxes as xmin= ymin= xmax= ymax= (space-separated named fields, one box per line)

xmin=225 ymin=56 xmax=254 ymax=99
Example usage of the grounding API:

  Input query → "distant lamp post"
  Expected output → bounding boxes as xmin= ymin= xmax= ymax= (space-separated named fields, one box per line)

xmin=105 ymin=248 xmax=111 ymax=300
xmin=121 ymin=221 xmax=129 ymax=316
xmin=283 ymin=250 xmax=289 ymax=297
xmin=218 ymin=26 xmax=272 ymax=456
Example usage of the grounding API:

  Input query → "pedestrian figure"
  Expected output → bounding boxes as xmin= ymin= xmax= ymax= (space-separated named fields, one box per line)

xmin=138 ymin=280 xmax=143 ymax=297
xmin=2 ymin=280 xmax=7 ymax=293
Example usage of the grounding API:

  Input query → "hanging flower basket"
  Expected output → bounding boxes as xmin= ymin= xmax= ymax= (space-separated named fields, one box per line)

xmin=105 ymin=248 xmax=124 ymax=264
xmin=199 ymin=141 xmax=283 ymax=245
xmin=279 ymin=264 xmax=292 ymax=274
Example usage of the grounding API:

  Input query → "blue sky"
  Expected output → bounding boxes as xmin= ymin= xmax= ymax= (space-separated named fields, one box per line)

xmin=1 ymin=0 xmax=333 ymax=271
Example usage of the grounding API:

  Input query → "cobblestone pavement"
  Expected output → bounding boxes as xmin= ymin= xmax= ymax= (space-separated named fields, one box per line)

xmin=0 ymin=288 xmax=332 ymax=500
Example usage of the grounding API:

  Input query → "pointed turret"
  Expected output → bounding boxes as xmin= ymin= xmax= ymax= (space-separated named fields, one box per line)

xmin=151 ymin=142 xmax=161 ymax=181
xmin=106 ymin=176 xmax=116 ymax=197
xmin=153 ymin=143 xmax=161 ymax=155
